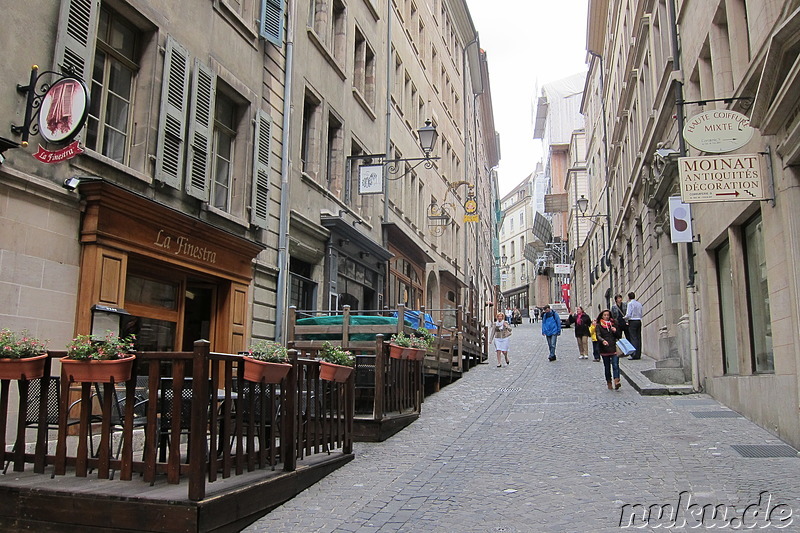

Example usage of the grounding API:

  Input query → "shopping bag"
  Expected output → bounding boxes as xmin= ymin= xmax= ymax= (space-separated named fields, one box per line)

xmin=617 ymin=338 xmax=636 ymax=356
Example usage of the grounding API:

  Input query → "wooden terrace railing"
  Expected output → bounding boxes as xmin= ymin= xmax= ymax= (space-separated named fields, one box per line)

xmin=0 ymin=340 xmax=353 ymax=501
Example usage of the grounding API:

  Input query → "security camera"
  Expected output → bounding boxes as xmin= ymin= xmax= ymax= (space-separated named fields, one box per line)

xmin=63 ymin=177 xmax=81 ymax=191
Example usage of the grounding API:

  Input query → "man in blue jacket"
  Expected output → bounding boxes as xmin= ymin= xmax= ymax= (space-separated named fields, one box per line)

xmin=541 ymin=305 xmax=562 ymax=361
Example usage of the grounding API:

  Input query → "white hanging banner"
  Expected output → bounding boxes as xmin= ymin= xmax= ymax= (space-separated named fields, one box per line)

xmin=358 ymin=164 xmax=384 ymax=195
xmin=668 ymin=196 xmax=693 ymax=243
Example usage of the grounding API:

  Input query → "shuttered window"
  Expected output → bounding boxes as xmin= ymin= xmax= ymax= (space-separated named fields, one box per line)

xmin=53 ymin=0 xmax=99 ymax=79
xmin=155 ymin=37 xmax=190 ymax=189
xmin=186 ymin=60 xmax=215 ymax=201
xmin=251 ymin=110 xmax=272 ymax=228
xmin=260 ymin=0 xmax=284 ymax=46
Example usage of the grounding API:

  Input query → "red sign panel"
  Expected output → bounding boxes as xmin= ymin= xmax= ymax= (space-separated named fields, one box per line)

xmin=32 ymin=141 xmax=84 ymax=164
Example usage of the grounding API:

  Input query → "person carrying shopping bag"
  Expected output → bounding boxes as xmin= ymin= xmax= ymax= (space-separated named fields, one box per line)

xmin=596 ymin=309 xmax=623 ymax=389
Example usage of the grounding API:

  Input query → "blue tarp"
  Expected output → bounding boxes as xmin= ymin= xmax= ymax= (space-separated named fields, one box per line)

xmin=392 ymin=310 xmax=437 ymax=330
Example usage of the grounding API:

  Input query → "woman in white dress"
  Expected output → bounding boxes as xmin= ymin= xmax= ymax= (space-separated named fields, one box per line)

xmin=493 ymin=312 xmax=512 ymax=367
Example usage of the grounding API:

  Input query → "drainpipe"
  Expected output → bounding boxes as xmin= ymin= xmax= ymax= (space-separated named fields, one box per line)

xmin=275 ymin=0 xmax=296 ymax=344
xmin=667 ymin=0 xmax=700 ymax=391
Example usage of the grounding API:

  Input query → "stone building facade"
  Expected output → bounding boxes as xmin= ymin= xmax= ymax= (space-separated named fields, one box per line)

xmin=282 ymin=0 xmax=499 ymax=332
xmin=584 ymin=0 xmax=800 ymax=448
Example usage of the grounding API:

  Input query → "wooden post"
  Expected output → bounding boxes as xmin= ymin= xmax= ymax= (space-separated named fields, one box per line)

xmin=283 ymin=349 xmax=297 ymax=472
xmin=396 ymin=304 xmax=405 ymax=334
xmin=342 ymin=305 xmax=351 ymax=350
xmin=287 ymin=306 xmax=297 ymax=344
xmin=374 ymin=335 xmax=385 ymax=422
xmin=343 ymin=370 xmax=354 ymax=454
xmin=188 ymin=340 xmax=210 ymax=502
xmin=119 ymin=364 xmax=137 ymax=480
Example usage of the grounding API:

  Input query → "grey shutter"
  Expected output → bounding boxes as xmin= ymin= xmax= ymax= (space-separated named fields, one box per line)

xmin=53 ymin=0 xmax=99 ymax=79
xmin=251 ymin=110 xmax=273 ymax=228
xmin=155 ymin=37 xmax=191 ymax=189
xmin=186 ymin=60 xmax=215 ymax=201
xmin=259 ymin=0 xmax=284 ymax=46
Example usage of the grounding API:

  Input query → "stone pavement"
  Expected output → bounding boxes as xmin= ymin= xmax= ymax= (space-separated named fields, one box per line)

xmin=244 ymin=323 xmax=800 ymax=532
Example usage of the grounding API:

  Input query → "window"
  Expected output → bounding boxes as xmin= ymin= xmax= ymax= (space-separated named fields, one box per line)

xmin=353 ymin=28 xmax=376 ymax=108
xmin=744 ymin=214 xmax=773 ymax=372
xmin=85 ymin=7 xmax=139 ymax=163
xmin=301 ymin=92 xmax=322 ymax=177
xmin=289 ymin=258 xmax=316 ymax=310
xmin=716 ymin=241 xmax=738 ymax=374
xmin=519 ymin=212 xmax=524 ymax=226
xmin=325 ymin=113 xmax=344 ymax=197
xmin=211 ymin=92 xmax=237 ymax=211
xmin=310 ymin=0 xmax=346 ymax=62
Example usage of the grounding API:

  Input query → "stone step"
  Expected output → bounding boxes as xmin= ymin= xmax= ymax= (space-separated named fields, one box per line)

xmin=643 ymin=367 xmax=687 ymax=385
xmin=655 ymin=357 xmax=683 ymax=369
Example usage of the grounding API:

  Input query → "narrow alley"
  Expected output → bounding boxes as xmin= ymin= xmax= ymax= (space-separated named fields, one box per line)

xmin=244 ymin=322 xmax=799 ymax=532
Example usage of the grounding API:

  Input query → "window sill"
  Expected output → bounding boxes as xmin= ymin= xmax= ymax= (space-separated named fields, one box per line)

xmin=214 ymin=1 xmax=259 ymax=48
xmin=307 ymin=28 xmax=347 ymax=81
xmin=352 ymin=88 xmax=377 ymax=120
xmin=206 ymin=204 xmax=249 ymax=228
xmin=71 ymin=148 xmax=152 ymax=185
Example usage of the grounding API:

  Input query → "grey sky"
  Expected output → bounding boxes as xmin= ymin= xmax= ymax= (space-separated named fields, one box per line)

xmin=467 ymin=0 xmax=589 ymax=195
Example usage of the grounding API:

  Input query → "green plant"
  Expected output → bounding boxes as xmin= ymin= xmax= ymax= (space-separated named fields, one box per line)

xmin=0 ymin=329 xmax=47 ymax=359
xmin=65 ymin=332 xmax=135 ymax=361
xmin=246 ymin=340 xmax=288 ymax=363
xmin=412 ymin=327 xmax=434 ymax=350
xmin=318 ymin=341 xmax=354 ymax=367
xmin=389 ymin=332 xmax=414 ymax=348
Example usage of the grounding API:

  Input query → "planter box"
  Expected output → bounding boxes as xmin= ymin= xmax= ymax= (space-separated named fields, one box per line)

xmin=319 ymin=361 xmax=353 ymax=383
xmin=60 ymin=355 xmax=136 ymax=383
xmin=0 ymin=353 xmax=48 ymax=380
xmin=243 ymin=356 xmax=291 ymax=384
xmin=388 ymin=344 xmax=426 ymax=361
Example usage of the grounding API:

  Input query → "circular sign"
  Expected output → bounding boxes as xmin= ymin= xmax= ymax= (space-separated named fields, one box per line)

xmin=37 ymin=77 xmax=90 ymax=144
xmin=683 ymin=110 xmax=754 ymax=153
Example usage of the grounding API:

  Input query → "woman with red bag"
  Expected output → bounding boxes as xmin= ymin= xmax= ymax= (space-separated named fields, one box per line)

xmin=596 ymin=309 xmax=623 ymax=390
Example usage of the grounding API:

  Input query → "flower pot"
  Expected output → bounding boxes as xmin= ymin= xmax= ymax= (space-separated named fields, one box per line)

xmin=407 ymin=347 xmax=426 ymax=361
xmin=319 ymin=361 xmax=353 ymax=383
xmin=60 ymin=355 xmax=136 ymax=383
xmin=243 ymin=356 xmax=291 ymax=384
xmin=389 ymin=343 xmax=408 ymax=360
xmin=0 ymin=353 xmax=48 ymax=380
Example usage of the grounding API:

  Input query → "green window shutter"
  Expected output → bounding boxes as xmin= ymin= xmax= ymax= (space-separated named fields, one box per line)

xmin=186 ymin=60 xmax=215 ymax=201
xmin=251 ymin=110 xmax=273 ymax=228
xmin=155 ymin=37 xmax=190 ymax=189
xmin=53 ymin=0 xmax=99 ymax=79
xmin=260 ymin=0 xmax=284 ymax=47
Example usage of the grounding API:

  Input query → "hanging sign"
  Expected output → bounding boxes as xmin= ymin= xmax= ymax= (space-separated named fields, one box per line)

xmin=678 ymin=154 xmax=767 ymax=203
xmin=358 ymin=164 xmax=384 ymax=194
xmin=683 ymin=110 xmax=754 ymax=153
xmin=32 ymin=140 xmax=84 ymax=163
xmin=554 ymin=264 xmax=570 ymax=274
xmin=38 ymin=77 xmax=90 ymax=144
xmin=668 ymin=196 xmax=693 ymax=243
xmin=463 ymin=196 xmax=479 ymax=222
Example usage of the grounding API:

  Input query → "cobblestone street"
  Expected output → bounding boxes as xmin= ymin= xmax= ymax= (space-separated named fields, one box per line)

xmin=245 ymin=323 xmax=800 ymax=533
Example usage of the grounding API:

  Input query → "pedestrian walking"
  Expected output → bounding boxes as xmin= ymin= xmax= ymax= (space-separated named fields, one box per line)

xmin=610 ymin=294 xmax=628 ymax=338
xmin=505 ymin=308 xmax=513 ymax=324
xmin=533 ymin=307 xmax=540 ymax=323
xmin=596 ymin=309 xmax=623 ymax=389
xmin=512 ymin=307 xmax=522 ymax=327
xmin=492 ymin=312 xmax=512 ymax=367
xmin=568 ymin=306 xmax=592 ymax=359
xmin=588 ymin=319 xmax=601 ymax=361
xmin=529 ymin=306 xmax=535 ymax=324
xmin=540 ymin=304 xmax=562 ymax=361
xmin=623 ymin=292 xmax=643 ymax=359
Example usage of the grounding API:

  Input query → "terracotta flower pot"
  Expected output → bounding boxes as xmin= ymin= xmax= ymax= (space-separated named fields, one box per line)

xmin=0 ymin=353 xmax=48 ymax=380
xmin=243 ymin=356 xmax=291 ymax=384
xmin=319 ymin=361 xmax=353 ymax=383
xmin=60 ymin=355 xmax=136 ymax=383
xmin=389 ymin=343 xmax=408 ymax=360
xmin=407 ymin=347 xmax=426 ymax=361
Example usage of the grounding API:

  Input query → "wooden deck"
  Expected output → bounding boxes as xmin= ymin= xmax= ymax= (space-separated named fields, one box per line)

xmin=0 ymin=342 xmax=355 ymax=531
xmin=0 ymin=452 xmax=352 ymax=532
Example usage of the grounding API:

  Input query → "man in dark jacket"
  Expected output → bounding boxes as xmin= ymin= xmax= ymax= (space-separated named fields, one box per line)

xmin=610 ymin=294 xmax=628 ymax=338
xmin=541 ymin=305 xmax=562 ymax=361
